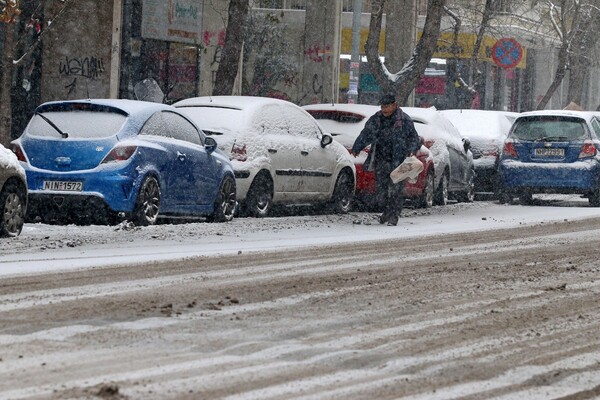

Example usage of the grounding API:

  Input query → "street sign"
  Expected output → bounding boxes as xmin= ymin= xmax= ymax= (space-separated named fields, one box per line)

xmin=491 ymin=38 xmax=523 ymax=69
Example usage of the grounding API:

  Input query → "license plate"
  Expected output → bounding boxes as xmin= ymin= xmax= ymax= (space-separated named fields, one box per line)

xmin=42 ymin=181 xmax=83 ymax=191
xmin=534 ymin=148 xmax=564 ymax=157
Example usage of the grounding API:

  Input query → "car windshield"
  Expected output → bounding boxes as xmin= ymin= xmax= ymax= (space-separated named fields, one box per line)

xmin=511 ymin=116 xmax=587 ymax=141
xmin=26 ymin=111 xmax=127 ymax=139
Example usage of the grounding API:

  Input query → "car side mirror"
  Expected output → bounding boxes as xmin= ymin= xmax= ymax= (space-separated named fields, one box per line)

xmin=321 ymin=134 xmax=333 ymax=148
xmin=205 ymin=136 xmax=218 ymax=154
xmin=462 ymin=137 xmax=471 ymax=152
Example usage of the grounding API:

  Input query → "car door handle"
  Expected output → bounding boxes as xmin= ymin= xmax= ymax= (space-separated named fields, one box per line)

xmin=177 ymin=151 xmax=187 ymax=161
xmin=268 ymin=149 xmax=277 ymax=153
xmin=301 ymin=151 xmax=309 ymax=156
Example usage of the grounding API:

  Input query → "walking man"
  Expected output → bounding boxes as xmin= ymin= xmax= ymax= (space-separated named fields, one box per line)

xmin=351 ymin=94 xmax=421 ymax=225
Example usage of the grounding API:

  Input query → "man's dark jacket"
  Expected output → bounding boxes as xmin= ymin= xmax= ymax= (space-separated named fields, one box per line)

xmin=351 ymin=108 xmax=421 ymax=172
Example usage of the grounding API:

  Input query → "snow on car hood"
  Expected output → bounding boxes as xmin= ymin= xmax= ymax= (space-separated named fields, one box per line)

xmin=0 ymin=144 xmax=25 ymax=180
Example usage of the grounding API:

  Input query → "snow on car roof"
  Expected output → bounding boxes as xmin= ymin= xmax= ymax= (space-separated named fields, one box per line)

xmin=440 ymin=109 xmax=517 ymax=140
xmin=174 ymin=96 xmax=319 ymax=139
xmin=174 ymin=96 xmax=292 ymax=112
xmin=517 ymin=109 xmax=600 ymax=122
xmin=37 ymin=98 xmax=172 ymax=116
xmin=303 ymin=103 xmax=460 ymax=145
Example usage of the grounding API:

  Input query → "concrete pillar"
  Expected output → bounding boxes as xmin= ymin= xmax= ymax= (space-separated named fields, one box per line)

xmin=300 ymin=0 xmax=342 ymax=105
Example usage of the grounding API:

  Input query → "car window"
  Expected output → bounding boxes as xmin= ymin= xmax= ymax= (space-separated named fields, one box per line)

xmin=140 ymin=112 xmax=169 ymax=137
xmin=141 ymin=111 xmax=203 ymax=145
xmin=285 ymin=106 xmax=322 ymax=139
xmin=591 ymin=118 xmax=600 ymax=140
xmin=253 ymin=104 xmax=288 ymax=135
xmin=161 ymin=111 xmax=203 ymax=145
xmin=511 ymin=116 xmax=588 ymax=140
xmin=26 ymin=111 xmax=126 ymax=139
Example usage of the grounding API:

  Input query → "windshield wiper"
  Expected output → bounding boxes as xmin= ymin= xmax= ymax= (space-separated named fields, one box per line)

xmin=36 ymin=112 xmax=68 ymax=138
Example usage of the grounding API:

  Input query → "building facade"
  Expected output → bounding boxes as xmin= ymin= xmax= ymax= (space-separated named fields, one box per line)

xmin=7 ymin=0 xmax=600 ymax=138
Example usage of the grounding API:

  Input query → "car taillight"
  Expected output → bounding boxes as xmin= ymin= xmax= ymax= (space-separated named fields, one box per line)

xmin=10 ymin=143 xmax=28 ymax=163
xmin=578 ymin=140 xmax=597 ymax=159
xmin=502 ymin=140 xmax=518 ymax=159
xmin=231 ymin=143 xmax=247 ymax=161
xmin=101 ymin=145 xmax=137 ymax=164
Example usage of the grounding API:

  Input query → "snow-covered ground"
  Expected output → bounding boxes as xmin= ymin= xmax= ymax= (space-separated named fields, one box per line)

xmin=2 ymin=196 xmax=599 ymax=277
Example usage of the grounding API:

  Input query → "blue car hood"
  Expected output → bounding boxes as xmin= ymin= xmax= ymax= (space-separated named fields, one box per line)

xmin=22 ymin=137 xmax=119 ymax=171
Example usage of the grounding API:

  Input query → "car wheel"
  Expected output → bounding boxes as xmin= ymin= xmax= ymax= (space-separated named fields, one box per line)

xmin=497 ymin=191 xmax=513 ymax=204
xmin=590 ymin=189 xmax=600 ymax=207
xmin=416 ymin=170 xmax=434 ymax=208
xmin=519 ymin=191 xmax=533 ymax=205
xmin=244 ymin=173 xmax=273 ymax=218
xmin=0 ymin=183 xmax=25 ymax=237
xmin=329 ymin=169 xmax=354 ymax=214
xmin=208 ymin=175 xmax=236 ymax=222
xmin=434 ymin=172 xmax=449 ymax=206
xmin=133 ymin=176 xmax=160 ymax=226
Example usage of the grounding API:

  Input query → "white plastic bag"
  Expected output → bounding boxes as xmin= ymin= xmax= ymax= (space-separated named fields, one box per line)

xmin=390 ymin=155 xmax=424 ymax=184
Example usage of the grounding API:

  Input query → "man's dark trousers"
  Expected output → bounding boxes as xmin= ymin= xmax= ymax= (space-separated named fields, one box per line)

xmin=375 ymin=161 xmax=405 ymax=223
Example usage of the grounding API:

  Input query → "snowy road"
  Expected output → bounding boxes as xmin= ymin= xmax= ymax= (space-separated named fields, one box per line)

xmin=1 ymin=199 xmax=600 ymax=399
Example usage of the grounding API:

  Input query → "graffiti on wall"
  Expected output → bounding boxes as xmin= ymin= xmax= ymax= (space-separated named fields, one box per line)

xmin=304 ymin=44 xmax=332 ymax=63
xmin=59 ymin=56 xmax=106 ymax=79
xmin=59 ymin=55 xmax=106 ymax=95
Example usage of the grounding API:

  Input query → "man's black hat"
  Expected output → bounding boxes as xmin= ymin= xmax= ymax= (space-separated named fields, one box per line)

xmin=379 ymin=93 xmax=396 ymax=105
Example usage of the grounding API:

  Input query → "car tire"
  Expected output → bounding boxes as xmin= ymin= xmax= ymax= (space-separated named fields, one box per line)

xmin=133 ymin=176 xmax=160 ymax=226
xmin=434 ymin=171 xmax=449 ymax=206
xmin=416 ymin=170 xmax=434 ymax=208
xmin=207 ymin=175 xmax=236 ymax=223
xmin=329 ymin=169 xmax=354 ymax=214
xmin=243 ymin=173 xmax=273 ymax=218
xmin=519 ymin=191 xmax=533 ymax=205
xmin=0 ymin=182 xmax=25 ymax=237
xmin=589 ymin=189 xmax=600 ymax=207
xmin=497 ymin=191 xmax=513 ymax=204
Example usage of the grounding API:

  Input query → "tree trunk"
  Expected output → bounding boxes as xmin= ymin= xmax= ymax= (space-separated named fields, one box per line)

xmin=213 ymin=0 xmax=249 ymax=96
xmin=365 ymin=0 xmax=446 ymax=105
xmin=567 ymin=9 xmax=600 ymax=108
xmin=0 ymin=22 xmax=15 ymax=146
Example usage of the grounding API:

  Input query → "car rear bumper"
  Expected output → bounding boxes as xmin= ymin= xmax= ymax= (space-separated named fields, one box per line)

xmin=24 ymin=168 xmax=138 ymax=213
xmin=499 ymin=159 xmax=600 ymax=193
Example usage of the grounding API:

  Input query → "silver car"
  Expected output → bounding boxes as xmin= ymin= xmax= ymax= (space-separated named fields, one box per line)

xmin=1 ymin=144 xmax=27 ymax=237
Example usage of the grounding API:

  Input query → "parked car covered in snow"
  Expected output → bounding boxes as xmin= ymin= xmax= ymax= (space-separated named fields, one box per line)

xmin=441 ymin=109 xmax=518 ymax=196
xmin=498 ymin=109 xmax=600 ymax=205
xmin=303 ymin=103 xmax=474 ymax=207
xmin=174 ymin=96 xmax=356 ymax=217
xmin=11 ymin=99 xmax=236 ymax=225
xmin=0 ymin=144 xmax=27 ymax=237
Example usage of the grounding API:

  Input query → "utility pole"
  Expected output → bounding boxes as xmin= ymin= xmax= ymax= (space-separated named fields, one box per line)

xmin=348 ymin=0 xmax=362 ymax=104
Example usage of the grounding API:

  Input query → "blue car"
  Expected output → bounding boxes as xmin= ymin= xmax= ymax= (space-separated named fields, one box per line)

xmin=10 ymin=99 xmax=236 ymax=225
xmin=498 ymin=110 xmax=600 ymax=206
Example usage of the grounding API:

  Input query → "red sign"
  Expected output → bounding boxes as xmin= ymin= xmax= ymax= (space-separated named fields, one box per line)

xmin=416 ymin=76 xmax=445 ymax=95
xmin=491 ymin=38 xmax=523 ymax=69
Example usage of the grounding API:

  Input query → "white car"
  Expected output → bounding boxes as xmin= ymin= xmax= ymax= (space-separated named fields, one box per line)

xmin=1 ymin=144 xmax=27 ymax=237
xmin=303 ymin=104 xmax=475 ymax=206
xmin=174 ymin=96 xmax=356 ymax=217
xmin=441 ymin=109 xmax=518 ymax=195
